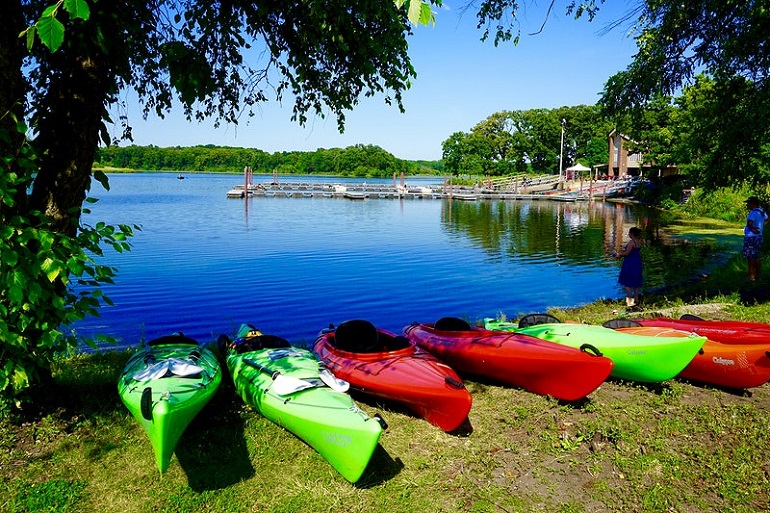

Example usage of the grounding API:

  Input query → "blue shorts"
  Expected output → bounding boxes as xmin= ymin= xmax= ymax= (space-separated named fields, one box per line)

xmin=743 ymin=236 xmax=763 ymax=259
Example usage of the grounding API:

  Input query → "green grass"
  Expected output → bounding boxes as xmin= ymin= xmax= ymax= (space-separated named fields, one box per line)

xmin=3 ymin=251 xmax=770 ymax=512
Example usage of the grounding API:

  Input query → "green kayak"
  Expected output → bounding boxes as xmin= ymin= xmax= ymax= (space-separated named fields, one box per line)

xmin=223 ymin=325 xmax=383 ymax=483
xmin=118 ymin=334 xmax=222 ymax=473
xmin=485 ymin=317 xmax=706 ymax=383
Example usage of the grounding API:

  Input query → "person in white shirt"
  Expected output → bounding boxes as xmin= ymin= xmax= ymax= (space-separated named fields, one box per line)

xmin=743 ymin=196 xmax=769 ymax=281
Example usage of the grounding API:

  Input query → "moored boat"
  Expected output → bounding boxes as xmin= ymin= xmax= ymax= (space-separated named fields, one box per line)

xmin=403 ymin=317 xmax=613 ymax=401
xmin=314 ymin=320 xmax=472 ymax=432
xmin=222 ymin=325 xmax=383 ymax=483
xmin=502 ymin=315 xmax=706 ymax=383
xmin=605 ymin=318 xmax=770 ymax=389
xmin=118 ymin=333 xmax=222 ymax=473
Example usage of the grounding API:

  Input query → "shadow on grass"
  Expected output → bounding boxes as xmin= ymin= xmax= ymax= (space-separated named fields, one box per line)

xmin=26 ymin=350 xmax=131 ymax=422
xmin=347 ymin=391 xmax=474 ymax=437
xmin=355 ymin=444 xmax=404 ymax=488
xmin=674 ymin=377 xmax=754 ymax=398
xmin=175 ymin=381 xmax=255 ymax=491
xmin=604 ymin=379 xmax=673 ymax=395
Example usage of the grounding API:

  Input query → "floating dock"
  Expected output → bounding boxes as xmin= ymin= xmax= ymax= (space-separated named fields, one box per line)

xmin=226 ymin=169 xmax=635 ymax=202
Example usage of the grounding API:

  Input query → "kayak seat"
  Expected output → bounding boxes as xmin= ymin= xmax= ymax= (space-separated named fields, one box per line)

xmin=434 ymin=317 xmax=471 ymax=331
xmin=335 ymin=320 xmax=380 ymax=353
xmin=518 ymin=313 xmax=562 ymax=328
xmin=148 ymin=333 xmax=200 ymax=346
xmin=379 ymin=334 xmax=411 ymax=352
xmin=602 ymin=318 xmax=642 ymax=329
xmin=234 ymin=334 xmax=291 ymax=354
xmin=390 ymin=335 xmax=411 ymax=350
xmin=680 ymin=314 xmax=704 ymax=321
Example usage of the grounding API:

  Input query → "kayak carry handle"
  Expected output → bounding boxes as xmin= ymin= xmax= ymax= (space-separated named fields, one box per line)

xmin=579 ymin=343 xmax=603 ymax=357
xmin=140 ymin=387 xmax=153 ymax=421
xmin=374 ymin=413 xmax=388 ymax=430
xmin=444 ymin=376 xmax=465 ymax=389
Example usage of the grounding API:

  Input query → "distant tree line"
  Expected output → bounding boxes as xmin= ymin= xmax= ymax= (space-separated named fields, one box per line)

xmin=96 ymin=143 xmax=442 ymax=177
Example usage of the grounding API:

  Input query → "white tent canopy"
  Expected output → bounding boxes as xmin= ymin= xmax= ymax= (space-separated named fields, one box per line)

xmin=565 ymin=163 xmax=590 ymax=172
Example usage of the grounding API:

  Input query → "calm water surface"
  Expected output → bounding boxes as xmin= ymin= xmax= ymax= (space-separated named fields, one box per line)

xmin=74 ymin=173 xmax=718 ymax=350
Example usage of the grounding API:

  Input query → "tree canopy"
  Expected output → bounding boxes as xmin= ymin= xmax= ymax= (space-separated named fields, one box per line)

xmin=455 ymin=0 xmax=770 ymax=189
xmin=598 ymin=0 xmax=770 ymax=188
xmin=441 ymin=105 xmax=611 ymax=176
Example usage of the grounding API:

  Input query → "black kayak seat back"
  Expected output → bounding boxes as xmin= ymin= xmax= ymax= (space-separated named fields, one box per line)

xmin=518 ymin=313 xmax=562 ymax=328
xmin=334 ymin=319 xmax=380 ymax=353
xmin=147 ymin=333 xmax=200 ymax=346
xmin=602 ymin=318 xmax=643 ymax=329
xmin=434 ymin=317 xmax=471 ymax=331
xmin=234 ymin=334 xmax=291 ymax=354
xmin=680 ymin=314 xmax=704 ymax=321
xmin=390 ymin=335 xmax=411 ymax=351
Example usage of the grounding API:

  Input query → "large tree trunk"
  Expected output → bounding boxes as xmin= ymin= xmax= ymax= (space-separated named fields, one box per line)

xmin=29 ymin=47 xmax=112 ymax=236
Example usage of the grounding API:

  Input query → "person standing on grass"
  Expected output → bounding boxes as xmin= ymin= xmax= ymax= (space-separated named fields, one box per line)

xmin=744 ymin=196 xmax=769 ymax=282
xmin=615 ymin=227 xmax=643 ymax=308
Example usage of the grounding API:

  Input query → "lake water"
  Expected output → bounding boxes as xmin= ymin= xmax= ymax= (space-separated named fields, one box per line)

xmin=73 ymin=173 xmax=725 ymax=350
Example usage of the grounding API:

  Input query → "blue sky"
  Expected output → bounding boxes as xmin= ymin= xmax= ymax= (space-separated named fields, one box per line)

xmin=115 ymin=3 xmax=639 ymax=161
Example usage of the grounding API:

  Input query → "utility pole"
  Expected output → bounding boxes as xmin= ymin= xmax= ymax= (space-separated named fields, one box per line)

xmin=559 ymin=118 xmax=566 ymax=181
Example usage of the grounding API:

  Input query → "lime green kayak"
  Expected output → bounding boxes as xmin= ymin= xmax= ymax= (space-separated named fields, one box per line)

xmin=118 ymin=334 xmax=222 ymax=473
xmin=485 ymin=318 xmax=706 ymax=382
xmin=224 ymin=327 xmax=383 ymax=483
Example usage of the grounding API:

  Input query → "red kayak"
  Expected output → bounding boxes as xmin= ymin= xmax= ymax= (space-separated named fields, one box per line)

xmin=632 ymin=315 xmax=770 ymax=345
xmin=314 ymin=320 xmax=472 ymax=432
xmin=402 ymin=317 xmax=614 ymax=401
xmin=608 ymin=317 xmax=770 ymax=389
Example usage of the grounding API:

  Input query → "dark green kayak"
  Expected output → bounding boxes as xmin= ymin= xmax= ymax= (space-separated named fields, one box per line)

xmin=118 ymin=333 xmax=222 ymax=473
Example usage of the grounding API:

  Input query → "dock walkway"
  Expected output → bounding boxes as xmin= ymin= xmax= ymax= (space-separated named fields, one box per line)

xmin=226 ymin=177 xmax=635 ymax=202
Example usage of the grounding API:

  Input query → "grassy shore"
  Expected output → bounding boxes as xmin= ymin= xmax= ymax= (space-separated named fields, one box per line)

xmin=2 ymin=251 xmax=769 ymax=513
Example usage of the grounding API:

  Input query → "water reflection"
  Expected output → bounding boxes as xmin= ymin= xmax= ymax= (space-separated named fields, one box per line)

xmin=440 ymin=198 xmax=728 ymax=291
xmin=441 ymin=200 xmax=641 ymax=265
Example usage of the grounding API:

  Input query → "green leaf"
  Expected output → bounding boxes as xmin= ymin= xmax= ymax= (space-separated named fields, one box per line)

xmin=41 ymin=257 xmax=62 ymax=282
xmin=24 ymin=26 xmax=37 ymax=51
xmin=37 ymin=16 xmax=65 ymax=52
xmin=407 ymin=0 xmax=422 ymax=25
xmin=93 ymin=170 xmax=110 ymax=191
xmin=419 ymin=4 xmax=436 ymax=26
xmin=64 ymin=0 xmax=91 ymax=21
xmin=2 ymin=249 xmax=19 ymax=267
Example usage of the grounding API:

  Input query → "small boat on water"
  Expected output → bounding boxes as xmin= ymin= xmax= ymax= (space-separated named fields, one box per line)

xmin=403 ymin=317 xmax=613 ymax=401
xmin=118 ymin=333 xmax=222 ymax=473
xmin=314 ymin=320 xmax=472 ymax=432
xmin=488 ymin=315 xmax=706 ymax=383
xmin=606 ymin=317 xmax=770 ymax=389
xmin=222 ymin=324 xmax=384 ymax=483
